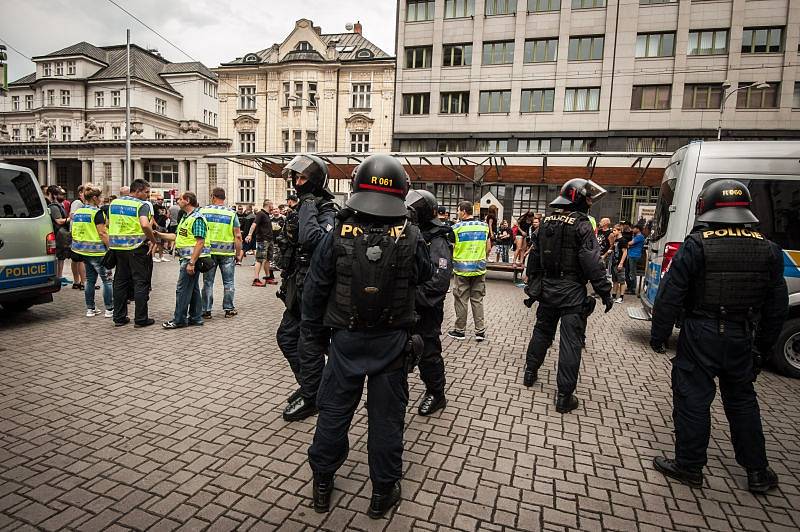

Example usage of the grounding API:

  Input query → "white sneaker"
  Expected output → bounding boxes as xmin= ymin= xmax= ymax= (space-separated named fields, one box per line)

xmin=85 ymin=309 xmax=101 ymax=317
xmin=614 ymin=297 xmax=623 ymax=304
xmin=160 ymin=256 xmax=171 ymax=262
xmin=153 ymin=257 xmax=162 ymax=263
xmin=104 ymin=309 xmax=114 ymax=318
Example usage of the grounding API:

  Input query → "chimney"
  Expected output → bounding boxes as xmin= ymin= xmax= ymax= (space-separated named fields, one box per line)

xmin=354 ymin=21 xmax=362 ymax=34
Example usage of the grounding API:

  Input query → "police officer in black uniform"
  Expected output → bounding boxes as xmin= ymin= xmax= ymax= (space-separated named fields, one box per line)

xmin=523 ymin=178 xmax=614 ymax=413
xmin=405 ymin=189 xmax=453 ymax=416
xmin=276 ymin=154 xmax=338 ymax=422
xmin=302 ymin=154 xmax=434 ymax=518
xmin=650 ymin=179 xmax=788 ymax=493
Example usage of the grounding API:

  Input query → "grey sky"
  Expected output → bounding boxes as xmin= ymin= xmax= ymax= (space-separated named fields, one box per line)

xmin=2 ymin=0 xmax=398 ymax=81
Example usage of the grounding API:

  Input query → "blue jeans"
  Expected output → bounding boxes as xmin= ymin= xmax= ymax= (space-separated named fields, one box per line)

xmin=84 ymin=256 xmax=113 ymax=310
xmin=497 ymin=244 xmax=510 ymax=263
xmin=626 ymin=256 xmax=641 ymax=292
xmin=202 ymin=255 xmax=236 ymax=311
xmin=173 ymin=259 xmax=203 ymax=325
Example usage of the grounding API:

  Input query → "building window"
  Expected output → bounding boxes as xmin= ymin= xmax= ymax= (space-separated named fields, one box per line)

xmin=26 ymin=127 xmax=35 ymax=141
xmin=513 ymin=185 xmax=548 ymax=219
xmin=519 ymin=138 xmax=551 ymax=152
xmin=43 ymin=63 xmax=52 ymax=76
xmin=443 ymin=43 xmax=473 ymax=67
xmin=560 ymin=138 xmax=596 ymax=151
xmin=407 ymin=0 xmax=435 ymax=21
xmin=55 ymin=62 xmax=63 ymax=76
xmin=144 ymin=161 xmax=179 ymax=185
xmin=155 ymin=98 xmax=167 ymax=115
xmin=741 ymin=27 xmax=783 ymax=54
xmin=67 ymin=61 xmax=76 ymax=75
xmin=436 ymin=184 xmax=465 ymax=216
xmin=636 ymin=32 xmax=675 ymax=58
xmin=239 ymin=179 xmax=255 ymax=204
xmin=476 ymin=139 xmax=509 ymax=151
xmin=282 ymin=130 xmax=290 ymax=152
xmin=568 ymin=36 xmax=604 ymax=60
xmin=207 ymin=164 xmax=218 ymax=199
xmin=204 ymin=110 xmax=208 ymax=124
xmin=627 ymin=137 xmax=667 ymax=151
xmin=524 ymin=38 xmax=558 ymax=63
xmin=400 ymin=139 xmax=427 ymax=151
xmin=11 ymin=128 xmax=20 ymax=142
xmin=11 ymin=96 xmax=19 ymax=111
xmin=61 ymin=126 xmax=71 ymax=141
xmin=239 ymin=132 xmax=256 ymax=153
xmin=794 ymin=82 xmax=800 ymax=109
xmin=97 ymin=127 xmax=105 ymax=139
xmin=294 ymin=82 xmax=304 ymax=106
xmin=688 ymin=29 xmax=728 ymax=56
xmin=308 ymin=82 xmax=317 ymax=107
xmin=437 ymin=139 xmax=468 ymax=151
xmin=213 ymin=113 xmax=217 ymax=126
xmin=639 ymin=0 xmax=675 ymax=3
xmin=25 ymin=95 xmax=33 ymax=110
xmin=307 ymin=131 xmax=317 ymax=152
xmin=631 ymin=85 xmax=671 ymax=110
xmin=352 ymin=83 xmax=372 ymax=109
xmin=736 ymin=82 xmax=779 ymax=109
xmin=239 ymin=86 xmax=256 ymax=110
xmin=293 ymin=130 xmax=302 ymax=152
xmin=521 ymin=88 xmax=555 ymax=112
xmin=482 ymin=41 xmax=515 ymax=65
xmin=683 ymin=84 xmax=722 ymax=109
xmin=112 ymin=91 xmax=121 ymax=106
xmin=619 ymin=186 xmax=659 ymax=224
xmin=112 ymin=126 xmax=122 ymax=140
xmin=282 ymin=82 xmax=291 ymax=108
xmin=405 ymin=46 xmax=433 ymax=69
xmin=564 ymin=87 xmax=600 ymax=111
xmin=572 ymin=0 xmax=604 ymax=8
xmin=46 ymin=90 xmax=55 ymax=106
xmin=351 ymin=132 xmax=370 ymax=153
xmin=103 ymin=163 xmax=112 ymax=191
xmin=403 ymin=93 xmax=430 ymax=115
xmin=296 ymin=41 xmax=312 ymax=51
xmin=485 ymin=0 xmax=517 ymax=15
xmin=60 ymin=90 xmax=71 ymax=106
xmin=445 ymin=0 xmax=475 ymax=17
xmin=440 ymin=91 xmax=470 ymax=114
xmin=479 ymin=90 xmax=512 ymax=113
xmin=528 ymin=0 xmax=560 ymax=12
xmin=95 ymin=91 xmax=104 ymax=107
xmin=154 ymin=131 xmax=167 ymax=139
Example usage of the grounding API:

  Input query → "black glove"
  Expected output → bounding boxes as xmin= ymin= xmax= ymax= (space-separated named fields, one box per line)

xmin=752 ymin=347 xmax=764 ymax=380
xmin=650 ymin=338 xmax=666 ymax=354
xmin=601 ymin=293 xmax=614 ymax=313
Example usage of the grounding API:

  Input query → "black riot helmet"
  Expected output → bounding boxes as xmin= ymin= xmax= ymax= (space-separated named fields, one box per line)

xmin=281 ymin=154 xmax=331 ymax=197
xmin=549 ymin=178 xmax=607 ymax=212
xmin=346 ymin=154 xmax=409 ymax=218
xmin=405 ymin=189 xmax=438 ymax=225
xmin=695 ymin=179 xmax=759 ymax=225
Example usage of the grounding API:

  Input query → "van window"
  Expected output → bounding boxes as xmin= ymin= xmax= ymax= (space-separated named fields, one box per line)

xmin=0 ymin=168 xmax=45 ymax=218
xmin=651 ymin=177 xmax=677 ymax=241
xmin=745 ymin=179 xmax=800 ymax=250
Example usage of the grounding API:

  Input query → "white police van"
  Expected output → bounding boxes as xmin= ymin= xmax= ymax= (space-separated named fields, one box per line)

xmin=0 ymin=162 xmax=60 ymax=312
xmin=630 ymin=141 xmax=800 ymax=377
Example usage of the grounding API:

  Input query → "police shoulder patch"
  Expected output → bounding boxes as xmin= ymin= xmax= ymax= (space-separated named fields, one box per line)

xmin=701 ymin=227 xmax=764 ymax=240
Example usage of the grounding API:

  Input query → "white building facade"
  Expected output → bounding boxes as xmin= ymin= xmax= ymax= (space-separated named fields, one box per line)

xmin=215 ymin=19 xmax=395 ymax=207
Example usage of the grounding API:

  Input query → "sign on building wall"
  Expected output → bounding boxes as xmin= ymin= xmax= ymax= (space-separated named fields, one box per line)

xmin=637 ymin=203 xmax=656 ymax=222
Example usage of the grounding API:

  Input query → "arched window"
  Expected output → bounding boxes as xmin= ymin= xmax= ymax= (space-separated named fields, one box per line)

xmin=244 ymin=53 xmax=259 ymax=63
xmin=296 ymin=41 xmax=312 ymax=51
xmin=356 ymin=49 xmax=374 ymax=59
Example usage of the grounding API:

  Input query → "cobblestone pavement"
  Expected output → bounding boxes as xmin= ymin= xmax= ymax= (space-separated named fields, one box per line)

xmin=1 ymin=258 xmax=799 ymax=532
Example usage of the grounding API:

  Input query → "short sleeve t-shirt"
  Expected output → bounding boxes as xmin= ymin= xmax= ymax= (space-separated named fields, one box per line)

xmin=253 ymin=210 xmax=273 ymax=242
xmin=94 ymin=209 xmax=106 ymax=226
xmin=628 ymin=233 xmax=645 ymax=259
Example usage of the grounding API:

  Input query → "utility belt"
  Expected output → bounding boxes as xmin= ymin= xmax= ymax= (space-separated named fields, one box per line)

xmin=544 ymin=270 xmax=582 ymax=283
xmin=686 ymin=306 xmax=756 ymax=334
xmin=385 ymin=330 xmax=424 ymax=374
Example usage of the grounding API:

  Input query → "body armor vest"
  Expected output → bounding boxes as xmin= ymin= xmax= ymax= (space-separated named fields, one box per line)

xmin=323 ymin=216 xmax=419 ymax=331
xmin=691 ymin=227 xmax=773 ymax=317
xmin=539 ymin=211 xmax=585 ymax=282
xmin=277 ymin=207 xmax=300 ymax=274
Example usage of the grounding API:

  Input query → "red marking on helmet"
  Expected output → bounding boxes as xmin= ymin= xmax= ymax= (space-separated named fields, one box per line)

xmin=359 ymin=183 xmax=406 ymax=195
xmin=715 ymin=201 xmax=750 ymax=207
xmin=569 ymin=188 xmax=576 ymax=201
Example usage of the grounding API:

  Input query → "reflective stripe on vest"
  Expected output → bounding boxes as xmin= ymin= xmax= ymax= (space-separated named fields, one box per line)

xmin=452 ymin=220 xmax=489 ymax=276
xmin=200 ymin=205 xmax=236 ymax=256
xmin=175 ymin=210 xmax=210 ymax=259
xmin=108 ymin=197 xmax=148 ymax=250
xmin=71 ymin=206 xmax=107 ymax=256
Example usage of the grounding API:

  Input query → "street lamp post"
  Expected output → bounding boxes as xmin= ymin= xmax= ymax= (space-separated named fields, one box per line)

xmin=287 ymin=96 xmax=319 ymax=151
xmin=717 ymin=80 xmax=769 ymax=141
xmin=38 ymin=120 xmax=55 ymax=185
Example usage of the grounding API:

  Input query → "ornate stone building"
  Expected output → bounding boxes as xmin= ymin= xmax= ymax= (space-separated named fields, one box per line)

xmin=215 ymin=19 xmax=395 ymax=206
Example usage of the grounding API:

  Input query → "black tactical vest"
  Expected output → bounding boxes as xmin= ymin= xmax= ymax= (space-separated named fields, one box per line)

xmin=691 ymin=227 xmax=773 ymax=317
xmin=277 ymin=208 xmax=300 ymax=273
xmin=539 ymin=211 xmax=585 ymax=281
xmin=323 ymin=216 xmax=419 ymax=331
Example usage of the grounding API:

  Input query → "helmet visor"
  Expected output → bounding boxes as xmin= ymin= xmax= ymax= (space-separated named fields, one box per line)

xmin=584 ymin=180 xmax=607 ymax=201
xmin=281 ymin=155 xmax=318 ymax=178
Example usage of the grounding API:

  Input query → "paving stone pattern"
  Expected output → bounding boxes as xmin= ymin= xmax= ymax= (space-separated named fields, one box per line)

xmin=0 ymin=259 xmax=799 ymax=531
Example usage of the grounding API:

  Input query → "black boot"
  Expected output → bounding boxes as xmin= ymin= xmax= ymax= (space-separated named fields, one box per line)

xmin=286 ymin=388 xmax=302 ymax=404
xmin=555 ymin=393 xmax=578 ymax=414
xmin=283 ymin=396 xmax=318 ymax=422
xmin=653 ymin=457 xmax=703 ymax=488
xmin=368 ymin=481 xmax=401 ymax=519
xmin=747 ymin=467 xmax=778 ymax=494
xmin=313 ymin=474 xmax=334 ymax=513
xmin=418 ymin=393 xmax=447 ymax=416
xmin=523 ymin=366 xmax=537 ymax=387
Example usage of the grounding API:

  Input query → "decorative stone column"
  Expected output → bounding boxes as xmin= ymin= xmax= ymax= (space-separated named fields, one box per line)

xmin=177 ymin=160 xmax=187 ymax=192
xmin=37 ymin=161 xmax=47 ymax=186
xmin=134 ymin=159 xmax=145 ymax=181
xmin=81 ymin=160 xmax=91 ymax=185
xmin=188 ymin=160 xmax=198 ymax=196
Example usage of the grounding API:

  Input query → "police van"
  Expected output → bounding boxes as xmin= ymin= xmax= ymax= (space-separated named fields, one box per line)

xmin=629 ymin=141 xmax=800 ymax=377
xmin=0 ymin=162 xmax=60 ymax=312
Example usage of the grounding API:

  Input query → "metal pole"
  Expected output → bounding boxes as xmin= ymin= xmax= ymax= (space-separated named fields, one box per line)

xmin=125 ymin=29 xmax=132 ymax=185
xmin=717 ymin=96 xmax=725 ymax=141
xmin=46 ymin=126 xmax=51 ymax=186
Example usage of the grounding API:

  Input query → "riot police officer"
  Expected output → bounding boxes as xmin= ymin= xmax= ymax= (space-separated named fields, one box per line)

xmin=405 ymin=189 xmax=453 ymax=416
xmin=302 ymin=154 xmax=434 ymax=518
xmin=276 ymin=154 xmax=338 ymax=422
xmin=523 ymin=179 xmax=613 ymax=413
xmin=650 ymin=179 xmax=788 ymax=493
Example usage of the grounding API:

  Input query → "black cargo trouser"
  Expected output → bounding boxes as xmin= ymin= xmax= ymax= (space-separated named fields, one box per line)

xmin=671 ymin=318 xmax=768 ymax=471
xmin=415 ymin=304 xmax=446 ymax=397
xmin=112 ymin=246 xmax=153 ymax=325
xmin=525 ymin=304 xmax=585 ymax=395
xmin=276 ymin=307 xmax=327 ymax=402
xmin=276 ymin=309 xmax=302 ymax=385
